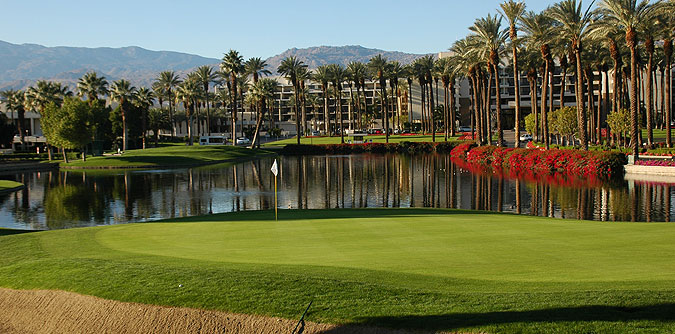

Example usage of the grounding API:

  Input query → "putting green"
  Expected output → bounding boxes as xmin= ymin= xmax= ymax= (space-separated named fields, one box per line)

xmin=3 ymin=209 xmax=675 ymax=333
xmin=97 ymin=211 xmax=673 ymax=283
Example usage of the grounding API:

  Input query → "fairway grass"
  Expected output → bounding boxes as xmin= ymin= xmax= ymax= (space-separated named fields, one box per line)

xmin=2 ymin=209 xmax=675 ymax=333
xmin=59 ymin=145 xmax=272 ymax=168
xmin=263 ymin=134 xmax=460 ymax=148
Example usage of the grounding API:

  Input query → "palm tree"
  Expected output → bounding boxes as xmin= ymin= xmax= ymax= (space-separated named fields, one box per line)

xmin=418 ymin=56 xmax=437 ymax=141
xmin=521 ymin=10 xmax=555 ymax=149
xmin=347 ymin=62 xmax=367 ymax=130
xmin=109 ymin=80 xmax=137 ymax=151
xmin=24 ymin=81 xmax=71 ymax=160
xmin=500 ymin=0 xmax=526 ymax=148
xmin=313 ymin=65 xmax=332 ymax=134
xmin=388 ymin=61 xmax=406 ymax=131
xmin=328 ymin=64 xmax=348 ymax=143
xmin=470 ymin=14 xmax=508 ymax=146
xmin=175 ymin=78 xmax=201 ymax=145
xmin=0 ymin=90 xmax=25 ymax=144
xmin=297 ymin=66 xmax=311 ymax=136
xmin=195 ymin=65 xmax=217 ymax=136
xmin=220 ymin=50 xmax=245 ymax=144
xmin=277 ymin=56 xmax=307 ymax=144
xmin=656 ymin=8 xmax=674 ymax=147
xmin=548 ymin=0 xmax=595 ymax=150
xmin=596 ymin=0 xmax=662 ymax=158
xmin=77 ymin=71 xmax=108 ymax=105
xmin=156 ymin=71 xmax=181 ymax=138
xmin=368 ymin=54 xmax=390 ymax=142
xmin=245 ymin=57 xmax=272 ymax=83
xmin=437 ymin=58 xmax=457 ymax=140
xmin=248 ymin=78 xmax=278 ymax=148
xmin=134 ymin=87 xmax=155 ymax=149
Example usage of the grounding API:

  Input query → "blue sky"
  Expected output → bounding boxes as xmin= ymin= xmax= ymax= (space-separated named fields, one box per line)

xmin=2 ymin=0 xmax=556 ymax=59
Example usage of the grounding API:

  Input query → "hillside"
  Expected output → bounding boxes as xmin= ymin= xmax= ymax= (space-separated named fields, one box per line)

xmin=265 ymin=45 xmax=431 ymax=71
xmin=0 ymin=42 xmax=433 ymax=90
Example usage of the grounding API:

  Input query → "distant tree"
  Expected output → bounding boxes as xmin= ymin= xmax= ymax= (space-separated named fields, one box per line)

xmin=148 ymin=108 xmax=171 ymax=146
xmin=606 ymin=108 xmax=631 ymax=147
xmin=552 ymin=106 xmax=579 ymax=145
xmin=42 ymin=98 xmax=94 ymax=162
xmin=0 ymin=113 xmax=14 ymax=148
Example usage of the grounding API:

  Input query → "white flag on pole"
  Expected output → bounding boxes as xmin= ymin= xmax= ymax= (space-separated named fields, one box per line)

xmin=271 ymin=159 xmax=278 ymax=176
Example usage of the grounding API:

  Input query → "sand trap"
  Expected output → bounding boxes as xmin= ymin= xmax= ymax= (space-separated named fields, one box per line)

xmin=0 ymin=288 xmax=436 ymax=334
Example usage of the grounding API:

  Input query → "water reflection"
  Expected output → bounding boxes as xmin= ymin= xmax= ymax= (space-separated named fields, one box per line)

xmin=0 ymin=154 xmax=673 ymax=230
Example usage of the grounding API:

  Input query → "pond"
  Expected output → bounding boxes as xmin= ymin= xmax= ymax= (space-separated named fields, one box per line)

xmin=0 ymin=153 xmax=671 ymax=230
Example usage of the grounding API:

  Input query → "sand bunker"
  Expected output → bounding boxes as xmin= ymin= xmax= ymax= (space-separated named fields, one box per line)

xmin=0 ymin=288 xmax=434 ymax=333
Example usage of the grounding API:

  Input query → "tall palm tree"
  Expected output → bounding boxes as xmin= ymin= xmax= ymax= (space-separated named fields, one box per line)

xmin=596 ymin=0 xmax=662 ymax=158
xmin=500 ymin=0 xmax=526 ymax=148
xmin=195 ymin=65 xmax=217 ymax=136
xmin=328 ymin=64 xmax=348 ymax=143
xmin=109 ymin=80 xmax=137 ymax=151
xmin=1 ymin=90 xmax=25 ymax=143
xmin=248 ymin=78 xmax=278 ymax=148
xmin=156 ymin=71 xmax=181 ymax=138
xmin=656 ymin=8 xmax=674 ymax=147
xmin=175 ymin=78 xmax=201 ymax=145
xmin=313 ymin=65 xmax=332 ymax=134
xmin=220 ymin=50 xmax=245 ymax=144
xmin=521 ymin=10 xmax=555 ymax=149
xmin=470 ymin=14 xmax=508 ymax=146
xmin=388 ymin=61 xmax=406 ymax=131
xmin=297 ymin=66 xmax=311 ymax=136
xmin=548 ymin=0 xmax=595 ymax=150
xmin=77 ymin=71 xmax=108 ymax=106
xmin=418 ymin=56 xmax=437 ymax=141
xmin=347 ymin=62 xmax=367 ymax=130
xmin=245 ymin=57 xmax=272 ymax=83
xmin=368 ymin=54 xmax=390 ymax=142
xmin=278 ymin=56 xmax=308 ymax=144
xmin=133 ymin=87 xmax=155 ymax=149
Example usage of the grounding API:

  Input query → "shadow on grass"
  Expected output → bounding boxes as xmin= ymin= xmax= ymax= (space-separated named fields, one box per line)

xmin=169 ymin=208 xmax=498 ymax=223
xmin=319 ymin=304 xmax=675 ymax=333
xmin=0 ymin=229 xmax=38 ymax=237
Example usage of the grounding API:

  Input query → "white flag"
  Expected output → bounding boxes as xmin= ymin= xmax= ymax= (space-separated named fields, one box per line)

xmin=271 ymin=159 xmax=278 ymax=177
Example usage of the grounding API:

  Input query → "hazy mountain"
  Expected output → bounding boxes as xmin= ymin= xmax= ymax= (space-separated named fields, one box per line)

xmin=265 ymin=45 xmax=432 ymax=72
xmin=0 ymin=42 xmax=433 ymax=91
xmin=0 ymin=40 xmax=220 ymax=90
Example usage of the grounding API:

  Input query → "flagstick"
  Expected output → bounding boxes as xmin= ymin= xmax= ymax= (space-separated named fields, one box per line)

xmin=274 ymin=174 xmax=278 ymax=221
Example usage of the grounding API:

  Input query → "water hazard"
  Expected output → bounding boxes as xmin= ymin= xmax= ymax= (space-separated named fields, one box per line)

xmin=0 ymin=154 xmax=672 ymax=230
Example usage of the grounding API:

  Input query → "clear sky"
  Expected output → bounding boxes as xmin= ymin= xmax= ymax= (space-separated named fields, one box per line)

xmin=2 ymin=0 xmax=556 ymax=60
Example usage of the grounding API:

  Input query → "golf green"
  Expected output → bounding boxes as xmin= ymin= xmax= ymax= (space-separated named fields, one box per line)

xmin=2 ymin=209 xmax=675 ymax=333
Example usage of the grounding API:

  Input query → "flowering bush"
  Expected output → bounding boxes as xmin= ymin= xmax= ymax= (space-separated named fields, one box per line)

xmin=453 ymin=145 xmax=625 ymax=180
xmin=635 ymin=160 xmax=675 ymax=167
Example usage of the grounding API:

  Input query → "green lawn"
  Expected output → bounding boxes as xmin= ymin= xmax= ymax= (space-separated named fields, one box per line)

xmin=0 ymin=180 xmax=24 ymax=191
xmin=2 ymin=208 xmax=675 ymax=333
xmin=59 ymin=145 xmax=272 ymax=168
xmin=263 ymin=134 xmax=460 ymax=148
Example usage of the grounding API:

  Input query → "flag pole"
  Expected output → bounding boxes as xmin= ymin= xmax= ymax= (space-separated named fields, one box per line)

xmin=274 ymin=174 xmax=278 ymax=221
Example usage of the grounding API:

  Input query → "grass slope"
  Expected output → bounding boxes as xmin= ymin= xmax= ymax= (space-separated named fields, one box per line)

xmin=2 ymin=209 xmax=675 ymax=333
xmin=0 ymin=180 xmax=23 ymax=192
xmin=59 ymin=145 xmax=270 ymax=168
xmin=263 ymin=134 xmax=460 ymax=148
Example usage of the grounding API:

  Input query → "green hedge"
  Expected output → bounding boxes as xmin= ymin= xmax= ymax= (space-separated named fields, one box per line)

xmin=280 ymin=141 xmax=464 ymax=155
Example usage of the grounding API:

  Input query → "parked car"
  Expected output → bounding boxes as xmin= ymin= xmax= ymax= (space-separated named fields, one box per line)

xmin=311 ymin=130 xmax=320 ymax=136
xmin=519 ymin=133 xmax=533 ymax=142
xmin=235 ymin=137 xmax=251 ymax=145
xmin=458 ymin=126 xmax=472 ymax=132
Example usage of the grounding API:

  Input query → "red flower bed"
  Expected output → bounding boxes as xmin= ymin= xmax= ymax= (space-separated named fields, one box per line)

xmin=453 ymin=145 xmax=626 ymax=181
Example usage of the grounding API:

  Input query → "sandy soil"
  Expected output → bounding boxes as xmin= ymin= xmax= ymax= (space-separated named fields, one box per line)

xmin=0 ymin=288 xmax=437 ymax=334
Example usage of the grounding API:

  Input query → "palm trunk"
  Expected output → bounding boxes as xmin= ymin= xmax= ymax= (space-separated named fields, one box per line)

xmin=513 ymin=46 xmax=521 ymax=148
xmin=541 ymin=62 xmax=549 ymax=149
xmin=294 ymin=83 xmax=301 ymax=144
xmin=646 ymin=43 xmax=654 ymax=146
xmin=664 ymin=40 xmax=671 ymax=147
xmin=338 ymin=86 xmax=345 ymax=144
xmin=121 ymin=102 xmax=128 ymax=151
xmin=575 ymin=45 xmax=588 ymax=150
xmin=62 ymin=147 xmax=68 ymax=163
xmin=494 ymin=63 xmax=503 ymax=147
xmin=485 ymin=68 xmax=493 ymax=145
xmin=530 ymin=76 xmax=539 ymax=143
xmin=444 ymin=83 xmax=449 ymax=141
xmin=230 ymin=74 xmax=238 ymax=145
xmin=429 ymin=79 xmax=436 ymax=142
xmin=349 ymin=84 xmax=354 ymax=131
xmin=629 ymin=38 xmax=639 ymax=158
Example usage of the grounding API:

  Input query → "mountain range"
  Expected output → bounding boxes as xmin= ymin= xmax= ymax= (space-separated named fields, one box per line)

xmin=0 ymin=41 xmax=432 ymax=91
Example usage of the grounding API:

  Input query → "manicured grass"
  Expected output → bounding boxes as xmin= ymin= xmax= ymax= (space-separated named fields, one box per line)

xmin=59 ymin=145 xmax=272 ymax=168
xmin=263 ymin=134 xmax=460 ymax=148
xmin=2 ymin=208 xmax=675 ymax=332
xmin=0 ymin=180 xmax=24 ymax=191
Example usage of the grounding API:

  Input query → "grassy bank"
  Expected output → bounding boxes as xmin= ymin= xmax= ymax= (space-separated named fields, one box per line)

xmin=0 ymin=180 xmax=24 ymax=192
xmin=59 ymin=145 xmax=272 ymax=169
xmin=2 ymin=208 xmax=675 ymax=333
xmin=263 ymin=134 xmax=460 ymax=148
